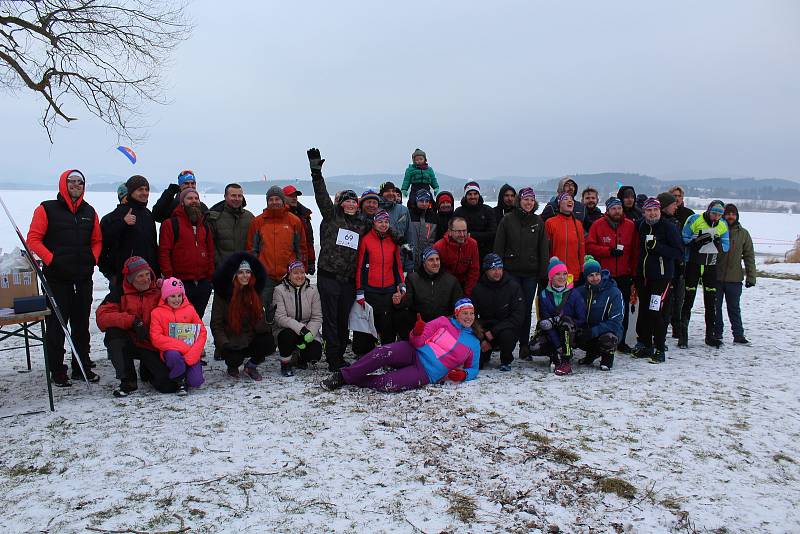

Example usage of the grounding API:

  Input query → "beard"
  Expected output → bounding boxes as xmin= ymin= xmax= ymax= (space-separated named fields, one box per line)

xmin=608 ymin=212 xmax=623 ymax=224
xmin=185 ymin=205 xmax=202 ymax=223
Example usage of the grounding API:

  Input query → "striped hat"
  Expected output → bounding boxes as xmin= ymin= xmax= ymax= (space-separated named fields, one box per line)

xmin=454 ymin=298 xmax=474 ymax=314
xmin=415 ymin=189 xmax=432 ymax=202
xmin=605 ymin=197 xmax=622 ymax=209
xmin=421 ymin=247 xmax=439 ymax=262
xmin=123 ymin=256 xmax=150 ymax=284
xmin=238 ymin=260 xmax=252 ymax=272
xmin=642 ymin=197 xmax=661 ymax=210
xmin=287 ymin=259 xmax=305 ymax=273
xmin=557 ymin=192 xmax=573 ymax=203
xmin=482 ymin=253 xmax=503 ymax=270
xmin=373 ymin=209 xmax=390 ymax=223
xmin=518 ymin=187 xmax=536 ymax=200
xmin=464 ymin=181 xmax=481 ymax=194
xmin=360 ymin=189 xmax=380 ymax=205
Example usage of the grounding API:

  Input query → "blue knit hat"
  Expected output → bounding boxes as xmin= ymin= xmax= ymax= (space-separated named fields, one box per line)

xmin=421 ymin=247 xmax=439 ymax=262
xmin=583 ymin=255 xmax=601 ymax=276
xmin=605 ymin=197 xmax=622 ymax=209
xmin=116 ymin=184 xmax=128 ymax=202
xmin=416 ymin=189 xmax=432 ymax=202
xmin=482 ymin=253 xmax=503 ymax=270
xmin=708 ymin=200 xmax=725 ymax=215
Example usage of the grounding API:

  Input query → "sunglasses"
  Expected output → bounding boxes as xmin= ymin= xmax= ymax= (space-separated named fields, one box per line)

xmin=66 ymin=179 xmax=85 ymax=185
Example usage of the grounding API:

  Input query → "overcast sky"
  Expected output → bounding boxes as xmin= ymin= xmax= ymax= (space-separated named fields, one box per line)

xmin=2 ymin=0 xmax=799 ymax=185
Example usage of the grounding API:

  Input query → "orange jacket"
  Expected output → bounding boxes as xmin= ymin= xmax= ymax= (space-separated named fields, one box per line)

xmin=246 ymin=206 xmax=308 ymax=280
xmin=149 ymin=297 xmax=207 ymax=366
xmin=545 ymin=213 xmax=585 ymax=280
xmin=27 ymin=169 xmax=102 ymax=268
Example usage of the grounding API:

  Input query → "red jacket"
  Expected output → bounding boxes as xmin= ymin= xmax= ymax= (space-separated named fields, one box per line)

xmin=585 ymin=215 xmax=639 ymax=277
xmin=27 ymin=169 xmax=102 ymax=270
xmin=95 ymin=265 xmax=161 ymax=351
xmin=433 ymin=234 xmax=480 ymax=296
xmin=246 ymin=206 xmax=308 ymax=281
xmin=356 ymin=229 xmax=404 ymax=294
xmin=149 ymin=297 xmax=207 ymax=365
xmin=545 ymin=213 xmax=585 ymax=280
xmin=158 ymin=205 xmax=214 ymax=280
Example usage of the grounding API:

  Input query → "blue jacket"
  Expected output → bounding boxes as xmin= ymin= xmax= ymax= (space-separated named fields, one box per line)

xmin=576 ymin=270 xmax=624 ymax=339
xmin=636 ymin=217 xmax=684 ymax=280
xmin=538 ymin=286 xmax=586 ymax=347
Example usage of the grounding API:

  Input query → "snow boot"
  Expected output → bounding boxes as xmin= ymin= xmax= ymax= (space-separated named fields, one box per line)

xmin=648 ymin=348 xmax=666 ymax=364
xmin=705 ymin=337 xmax=722 ymax=348
xmin=52 ymin=371 xmax=72 ymax=388
xmin=518 ymin=345 xmax=532 ymax=361
xmin=176 ymin=377 xmax=188 ymax=396
xmin=578 ymin=355 xmax=595 ymax=366
xmin=280 ymin=363 xmax=294 ymax=377
xmin=498 ymin=363 xmax=512 ymax=372
xmin=321 ymin=371 xmax=345 ymax=391
xmin=554 ymin=361 xmax=573 ymax=376
xmin=616 ymin=342 xmax=632 ymax=354
xmin=226 ymin=367 xmax=240 ymax=379
xmin=599 ymin=352 xmax=614 ymax=371
xmin=113 ymin=380 xmax=137 ymax=398
xmin=733 ymin=336 xmax=750 ymax=344
xmin=71 ymin=368 xmax=100 ymax=383
xmin=631 ymin=344 xmax=652 ymax=359
xmin=244 ymin=362 xmax=263 ymax=381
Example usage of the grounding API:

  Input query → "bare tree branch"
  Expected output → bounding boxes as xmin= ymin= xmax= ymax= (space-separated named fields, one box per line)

xmin=0 ymin=0 xmax=191 ymax=143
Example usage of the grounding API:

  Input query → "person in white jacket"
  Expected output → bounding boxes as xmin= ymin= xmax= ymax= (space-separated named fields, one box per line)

xmin=272 ymin=260 xmax=323 ymax=376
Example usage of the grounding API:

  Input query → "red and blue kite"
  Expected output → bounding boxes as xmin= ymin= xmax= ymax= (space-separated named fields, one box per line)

xmin=117 ymin=146 xmax=137 ymax=164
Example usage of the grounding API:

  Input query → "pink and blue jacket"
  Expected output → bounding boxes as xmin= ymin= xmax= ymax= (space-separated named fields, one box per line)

xmin=410 ymin=316 xmax=481 ymax=383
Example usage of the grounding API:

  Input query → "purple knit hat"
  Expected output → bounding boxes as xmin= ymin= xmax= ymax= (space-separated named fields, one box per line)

xmin=373 ymin=209 xmax=390 ymax=223
xmin=518 ymin=187 xmax=536 ymax=200
xmin=642 ymin=197 xmax=661 ymax=210
xmin=557 ymin=192 xmax=573 ymax=203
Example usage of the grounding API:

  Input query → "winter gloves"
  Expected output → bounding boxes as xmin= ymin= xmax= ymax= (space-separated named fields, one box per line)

xmin=447 ymin=368 xmax=467 ymax=382
xmin=745 ymin=281 xmax=755 ymax=288
xmin=610 ymin=247 xmax=624 ymax=257
xmin=412 ymin=313 xmax=426 ymax=336
xmin=297 ymin=327 xmax=316 ymax=350
xmin=132 ymin=317 xmax=149 ymax=342
xmin=538 ymin=318 xmax=554 ymax=331
xmin=692 ymin=233 xmax=713 ymax=249
xmin=356 ymin=290 xmax=366 ymax=307
xmin=307 ymin=259 xmax=316 ymax=276
xmin=307 ymin=148 xmax=325 ymax=173
xmin=645 ymin=236 xmax=657 ymax=250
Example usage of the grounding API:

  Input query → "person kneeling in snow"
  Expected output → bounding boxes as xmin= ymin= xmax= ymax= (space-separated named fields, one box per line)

xmin=575 ymin=256 xmax=624 ymax=371
xmin=320 ymin=298 xmax=481 ymax=392
xmin=529 ymin=257 xmax=586 ymax=376
xmin=272 ymin=260 xmax=323 ymax=377
xmin=150 ymin=278 xmax=207 ymax=395
xmin=96 ymin=257 xmax=177 ymax=396
xmin=210 ymin=252 xmax=275 ymax=381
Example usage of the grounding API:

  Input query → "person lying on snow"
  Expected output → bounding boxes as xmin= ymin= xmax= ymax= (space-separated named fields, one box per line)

xmin=320 ymin=298 xmax=481 ymax=392
xmin=529 ymin=257 xmax=586 ymax=376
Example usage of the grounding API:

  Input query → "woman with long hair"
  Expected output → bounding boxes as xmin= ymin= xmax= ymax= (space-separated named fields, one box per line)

xmin=210 ymin=252 xmax=275 ymax=380
xmin=320 ymin=298 xmax=482 ymax=392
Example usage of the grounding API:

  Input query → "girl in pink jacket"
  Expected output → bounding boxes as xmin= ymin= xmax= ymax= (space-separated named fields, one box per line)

xmin=149 ymin=277 xmax=207 ymax=395
xmin=320 ymin=298 xmax=481 ymax=392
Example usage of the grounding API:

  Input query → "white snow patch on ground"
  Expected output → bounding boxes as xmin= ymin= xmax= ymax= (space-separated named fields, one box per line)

xmin=0 ymin=274 xmax=798 ymax=533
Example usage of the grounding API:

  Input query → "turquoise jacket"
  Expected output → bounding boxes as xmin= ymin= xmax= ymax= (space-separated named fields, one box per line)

xmin=401 ymin=165 xmax=439 ymax=196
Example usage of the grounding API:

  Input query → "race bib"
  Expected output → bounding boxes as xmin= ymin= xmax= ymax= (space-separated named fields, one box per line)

xmin=336 ymin=229 xmax=359 ymax=250
xmin=649 ymin=294 xmax=661 ymax=311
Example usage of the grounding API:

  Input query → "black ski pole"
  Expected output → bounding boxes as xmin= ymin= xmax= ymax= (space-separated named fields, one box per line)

xmin=0 ymin=194 xmax=92 ymax=388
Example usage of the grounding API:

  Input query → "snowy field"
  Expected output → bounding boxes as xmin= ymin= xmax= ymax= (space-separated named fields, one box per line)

xmin=0 ymin=189 xmax=799 ymax=533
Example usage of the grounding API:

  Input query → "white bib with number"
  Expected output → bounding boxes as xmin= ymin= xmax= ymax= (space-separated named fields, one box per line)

xmin=336 ymin=229 xmax=359 ymax=250
xmin=649 ymin=294 xmax=662 ymax=311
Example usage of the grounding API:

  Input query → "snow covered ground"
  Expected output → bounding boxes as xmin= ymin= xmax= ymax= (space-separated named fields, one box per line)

xmin=0 ymin=189 xmax=799 ymax=533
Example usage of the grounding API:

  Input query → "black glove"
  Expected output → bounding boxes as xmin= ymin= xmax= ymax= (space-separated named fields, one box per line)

xmin=713 ymin=234 xmax=722 ymax=246
xmin=307 ymin=147 xmax=325 ymax=172
xmin=693 ymin=233 xmax=713 ymax=248
xmin=167 ymin=183 xmax=180 ymax=194
xmin=299 ymin=326 xmax=311 ymax=338
xmin=745 ymin=281 xmax=755 ymax=288
xmin=307 ymin=260 xmax=316 ymax=275
xmin=645 ymin=237 xmax=657 ymax=250
xmin=265 ymin=304 xmax=277 ymax=324
xmin=132 ymin=317 xmax=149 ymax=341
xmin=610 ymin=247 xmax=624 ymax=257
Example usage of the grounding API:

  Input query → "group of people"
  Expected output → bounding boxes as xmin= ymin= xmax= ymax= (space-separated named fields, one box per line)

xmin=25 ymin=148 xmax=757 ymax=397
